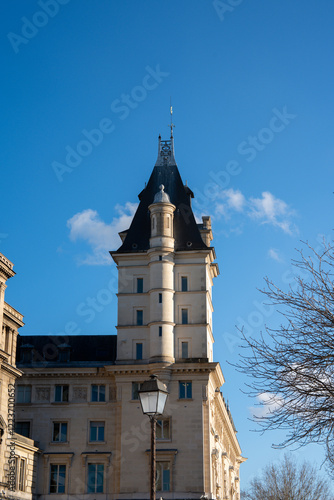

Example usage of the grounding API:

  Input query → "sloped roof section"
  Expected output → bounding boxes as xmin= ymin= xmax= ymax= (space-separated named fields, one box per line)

xmin=16 ymin=335 xmax=117 ymax=366
xmin=114 ymin=136 xmax=208 ymax=253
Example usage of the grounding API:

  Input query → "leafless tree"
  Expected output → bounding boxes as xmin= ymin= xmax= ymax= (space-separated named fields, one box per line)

xmin=237 ymin=240 xmax=334 ymax=465
xmin=242 ymin=454 xmax=333 ymax=500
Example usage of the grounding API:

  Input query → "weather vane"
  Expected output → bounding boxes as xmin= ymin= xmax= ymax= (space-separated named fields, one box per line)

xmin=169 ymin=98 xmax=175 ymax=137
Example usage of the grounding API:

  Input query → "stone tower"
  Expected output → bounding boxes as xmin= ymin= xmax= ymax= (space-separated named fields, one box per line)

xmin=111 ymin=135 xmax=218 ymax=368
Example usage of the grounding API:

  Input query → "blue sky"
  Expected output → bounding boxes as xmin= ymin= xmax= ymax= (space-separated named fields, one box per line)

xmin=2 ymin=0 xmax=334 ymax=490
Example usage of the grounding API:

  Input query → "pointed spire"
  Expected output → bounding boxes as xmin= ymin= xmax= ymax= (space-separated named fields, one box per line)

xmin=155 ymin=105 xmax=176 ymax=167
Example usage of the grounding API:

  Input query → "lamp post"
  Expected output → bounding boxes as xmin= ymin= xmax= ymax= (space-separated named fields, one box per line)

xmin=138 ymin=374 xmax=168 ymax=500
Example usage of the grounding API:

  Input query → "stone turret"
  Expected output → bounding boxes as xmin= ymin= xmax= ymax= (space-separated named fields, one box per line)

xmin=148 ymin=184 xmax=176 ymax=249
xmin=148 ymin=185 xmax=176 ymax=363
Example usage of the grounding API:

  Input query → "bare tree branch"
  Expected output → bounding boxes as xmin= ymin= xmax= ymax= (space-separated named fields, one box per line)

xmin=242 ymin=454 xmax=333 ymax=500
xmin=236 ymin=240 xmax=334 ymax=463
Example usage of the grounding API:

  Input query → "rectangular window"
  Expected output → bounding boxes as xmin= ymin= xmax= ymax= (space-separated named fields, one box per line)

xmin=136 ymin=343 xmax=143 ymax=360
xmin=159 ymin=255 xmax=162 ymax=261
xmin=181 ymin=341 xmax=189 ymax=358
xmin=136 ymin=310 xmax=143 ymax=325
xmin=18 ymin=459 xmax=25 ymax=491
xmin=137 ymin=278 xmax=143 ymax=293
xmin=181 ymin=308 xmax=188 ymax=325
xmin=156 ymin=418 xmax=170 ymax=440
xmin=17 ymin=385 xmax=31 ymax=403
xmin=15 ymin=421 xmax=30 ymax=438
xmin=181 ymin=276 xmax=188 ymax=292
xmin=50 ymin=464 xmax=66 ymax=494
xmin=159 ymin=293 xmax=162 ymax=303
xmin=132 ymin=382 xmax=142 ymax=400
xmin=55 ymin=385 xmax=69 ymax=402
xmin=179 ymin=381 xmax=192 ymax=399
xmin=53 ymin=422 xmax=68 ymax=442
xmin=159 ymin=326 xmax=162 ymax=337
xmin=91 ymin=385 xmax=106 ymax=402
xmin=156 ymin=461 xmax=170 ymax=491
xmin=87 ymin=463 xmax=104 ymax=493
xmin=90 ymin=421 xmax=105 ymax=442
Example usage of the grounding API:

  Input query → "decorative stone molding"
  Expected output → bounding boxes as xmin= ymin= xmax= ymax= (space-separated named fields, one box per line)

xmin=4 ymin=302 xmax=24 ymax=325
xmin=35 ymin=387 xmax=51 ymax=402
xmin=0 ymin=253 xmax=14 ymax=270
xmin=81 ymin=452 xmax=112 ymax=467
xmin=109 ymin=386 xmax=117 ymax=401
xmin=73 ymin=386 xmax=87 ymax=401
xmin=43 ymin=452 xmax=74 ymax=466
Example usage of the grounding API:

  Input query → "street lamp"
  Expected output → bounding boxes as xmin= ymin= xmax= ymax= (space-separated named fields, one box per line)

xmin=139 ymin=374 xmax=169 ymax=500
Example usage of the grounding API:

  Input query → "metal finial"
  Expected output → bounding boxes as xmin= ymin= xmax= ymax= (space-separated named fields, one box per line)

xmin=169 ymin=98 xmax=175 ymax=138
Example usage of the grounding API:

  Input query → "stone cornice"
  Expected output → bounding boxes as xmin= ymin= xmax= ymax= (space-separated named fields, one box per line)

xmin=212 ymin=391 xmax=242 ymax=457
xmin=172 ymin=361 xmax=218 ymax=375
xmin=174 ymin=247 xmax=217 ymax=263
xmin=1 ymin=360 xmax=22 ymax=378
xmin=4 ymin=302 xmax=24 ymax=327
xmin=209 ymin=362 xmax=225 ymax=386
xmin=20 ymin=367 xmax=115 ymax=378
xmin=12 ymin=433 xmax=41 ymax=453
xmin=116 ymin=325 xmax=148 ymax=330
xmin=0 ymin=349 xmax=9 ymax=361
xmin=147 ymin=320 xmax=175 ymax=327
xmin=174 ymin=322 xmax=211 ymax=329
xmin=106 ymin=362 xmax=172 ymax=376
xmin=22 ymin=361 xmax=220 ymax=378
xmin=0 ymin=253 xmax=15 ymax=280
xmin=116 ymin=288 xmax=176 ymax=297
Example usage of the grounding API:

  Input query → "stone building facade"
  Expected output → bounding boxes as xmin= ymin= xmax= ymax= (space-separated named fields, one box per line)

xmin=0 ymin=253 xmax=39 ymax=500
xmin=6 ymin=132 xmax=245 ymax=499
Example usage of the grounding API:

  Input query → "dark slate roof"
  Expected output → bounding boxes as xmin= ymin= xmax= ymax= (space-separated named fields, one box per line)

xmin=16 ymin=335 xmax=117 ymax=367
xmin=113 ymin=137 xmax=208 ymax=253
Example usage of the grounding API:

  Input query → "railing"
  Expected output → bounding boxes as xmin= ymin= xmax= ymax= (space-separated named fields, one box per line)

xmin=221 ymin=394 xmax=237 ymax=433
xmin=4 ymin=302 xmax=23 ymax=321
xmin=0 ymin=252 xmax=14 ymax=270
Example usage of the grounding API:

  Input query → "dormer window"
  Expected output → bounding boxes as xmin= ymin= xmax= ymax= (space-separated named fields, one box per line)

xmin=58 ymin=344 xmax=71 ymax=363
xmin=19 ymin=344 xmax=34 ymax=364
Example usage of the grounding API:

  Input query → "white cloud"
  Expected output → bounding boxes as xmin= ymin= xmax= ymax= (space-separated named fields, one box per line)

xmin=210 ymin=189 xmax=297 ymax=235
xmin=215 ymin=203 xmax=228 ymax=218
xmin=67 ymin=202 xmax=137 ymax=265
xmin=268 ymin=248 xmax=284 ymax=263
xmin=250 ymin=392 xmax=284 ymax=419
xmin=224 ymin=188 xmax=245 ymax=212
xmin=213 ymin=188 xmax=245 ymax=219
xmin=248 ymin=191 xmax=296 ymax=234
